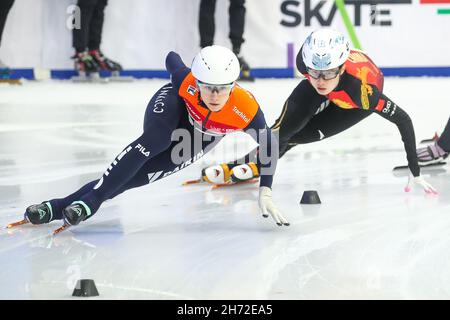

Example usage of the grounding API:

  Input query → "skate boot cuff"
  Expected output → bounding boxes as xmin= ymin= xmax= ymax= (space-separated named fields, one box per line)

xmin=44 ymin=201 xmax=53 ymax=222
xmin=71 ymin=201 xmax=92 ymax=218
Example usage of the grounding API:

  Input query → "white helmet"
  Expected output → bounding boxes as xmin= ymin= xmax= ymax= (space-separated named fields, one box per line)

xmin=191 ymin=45 xmax=240 ymax=84
xmin=302 ymin=29 xmax=350 ymax=70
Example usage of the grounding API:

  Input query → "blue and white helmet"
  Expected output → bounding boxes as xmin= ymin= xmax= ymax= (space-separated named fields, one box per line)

xmin=302 ymin=29 xmax=350 ymax=70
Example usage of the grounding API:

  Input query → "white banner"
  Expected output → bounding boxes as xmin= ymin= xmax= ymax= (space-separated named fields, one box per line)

xmin=0 ymin=0 xmax=449 ymax=70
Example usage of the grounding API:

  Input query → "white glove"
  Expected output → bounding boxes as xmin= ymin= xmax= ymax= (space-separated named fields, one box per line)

xmin=404 ymin=175 xmax=438 ymax=194
xmin=258 ymin=187 xmax=289 ymax=226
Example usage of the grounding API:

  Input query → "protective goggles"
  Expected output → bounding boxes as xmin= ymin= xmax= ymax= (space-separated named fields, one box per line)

xmin=306 ymin=67 xmax=341 ymax=80
xmin=196 ymin=80 xmax=234 ymax=94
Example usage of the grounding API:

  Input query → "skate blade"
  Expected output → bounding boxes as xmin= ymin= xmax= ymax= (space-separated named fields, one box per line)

xmin=393 ymin=162 xmax=447 ymax=177
xmin=108 ymin=73 xmax=134 ymax=82
xmin=71 ymin=75 xmax=97 ymax=83
xmin=182 ymin=179 xmax=203 ymax=186
xmin=71 ymin=76 xmax=90 ymax=83
xmin=90 ymin=73 xmax=109 ymax=83
xmin=71 ymin=73 xmax=109 ymax=83
xmin=419 ymin=158 xmax=448 ymax=166
xmin=419 ymin=132 xmax=439 ymax=144
xmin=393 ymin=161 xmax=447 ymax=171
xmin=53 ymin=224 xmax=70 ymax=236
xmin=6 ymin=219 xmax=29 ymax=229
xmin=211 ymin=179 xmax=258 ymax=190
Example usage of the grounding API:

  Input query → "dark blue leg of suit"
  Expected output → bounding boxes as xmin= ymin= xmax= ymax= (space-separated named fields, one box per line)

xmin=48 ymin=83 xmax=221 ymax=220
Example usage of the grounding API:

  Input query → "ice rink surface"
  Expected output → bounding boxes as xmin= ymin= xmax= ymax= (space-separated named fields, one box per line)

xmin=0 ymin=77 xmax=449 ymax=299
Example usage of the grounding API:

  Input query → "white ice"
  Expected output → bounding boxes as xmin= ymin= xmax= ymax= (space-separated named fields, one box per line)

xmin=0 ymin=77 xmax=449 ymax=299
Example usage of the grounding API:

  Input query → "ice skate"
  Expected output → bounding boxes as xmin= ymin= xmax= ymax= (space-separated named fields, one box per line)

xmin=182 ymin=178 xmax=203 ymax=185
xmin=6 ymin=219 xmax=28 ymax=229
xmin=89 ymin=49 xmax=122 ymax=72
xmin=237 ymin=56 xmax=254 ymax=82
xmin=419 ymin=132 xmax=440 ymax=144
xmin=211 ymin=178 xmax=258 ymax=189
xmin=392 ymin=161 xmax=447 ymax=173
xmin=417 ymin=142 xmax=449 ymax=165
xmin=52 ymin=202 xmax=91 ymax=235
xmin=52 ymin=223 xmax=71 ymax=235
xmin=182 ymin=177 xmax=258 ymax=189
xmin=71 ymin=51 xmax=107 ymax=83
xmin=6 ymin=202 xmax=54 ymax=229
xmin=393 ymin=141 xmax=448 ymax=172
xmin=89 ymin=49 xmax=133 ymax=82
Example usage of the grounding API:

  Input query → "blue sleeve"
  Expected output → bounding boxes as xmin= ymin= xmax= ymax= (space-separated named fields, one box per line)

xmin=244 ymin=108 xmax=279 ymax=189
xmin=165 ymin=51 xmax=191 ymax=91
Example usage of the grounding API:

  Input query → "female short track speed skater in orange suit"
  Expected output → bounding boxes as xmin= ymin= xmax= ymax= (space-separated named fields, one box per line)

xmin=8 ymin=45 xmax=289 ymax=234
xmin=198 ymin=29 xmax=436 ymax=194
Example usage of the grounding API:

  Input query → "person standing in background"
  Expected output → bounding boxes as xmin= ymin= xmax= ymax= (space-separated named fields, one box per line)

xmin=0 ymin=0 xmax=14 ymax=69
xmin=199 ymin=0 xmax=253 ymax=80
xmin=72 ymin=0 xmax=122 ymax=76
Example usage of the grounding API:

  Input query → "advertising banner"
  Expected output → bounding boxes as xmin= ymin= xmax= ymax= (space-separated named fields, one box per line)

xmin=0 ymin=0 xmax=449 ymax=76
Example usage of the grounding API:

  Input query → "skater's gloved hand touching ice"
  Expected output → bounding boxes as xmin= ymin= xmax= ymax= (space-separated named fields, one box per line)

xmin=405 ymin=175 xmax=438 ymax=194
xmin=258 ymin=186 xmax=289 ymax=226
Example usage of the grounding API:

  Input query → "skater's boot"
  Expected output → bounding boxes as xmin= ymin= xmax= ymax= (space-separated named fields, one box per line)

xmin=417 ymin=142 xmax=449 ymax=165
xmin=0 ymin=58 xmax=10 ymax=79
xmin=25 ymin=202 xmax=54 ymax=225
xmin=237 ymin=55 xmax=254 ymax=81
xmin=89 ymin=49 xmax=123 ymax=72
xmin=72 ymin=51 xmax=99 ymax=75
xmin=62 ymin=201 xmax=91 ymax=226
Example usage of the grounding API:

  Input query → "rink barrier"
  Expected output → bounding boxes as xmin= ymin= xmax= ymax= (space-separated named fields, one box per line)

xmin=380 ymin=67 xmax=450 ymax=77
xmin=6 ymin=67 xmax=450 ymax=80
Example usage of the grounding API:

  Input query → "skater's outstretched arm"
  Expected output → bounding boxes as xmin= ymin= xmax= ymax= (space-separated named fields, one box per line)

xmin=373 ymin=94 xmax=420 ymax=177
xmin=373 ymin=95 xmax=437 ymax=194
xmin=190 ymin=100 xmax=288 ymax=225
xmin=243 ymin=108 xmax=278 ymax=189
xmin=244 ymin=108 xmax=289 ymax=226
